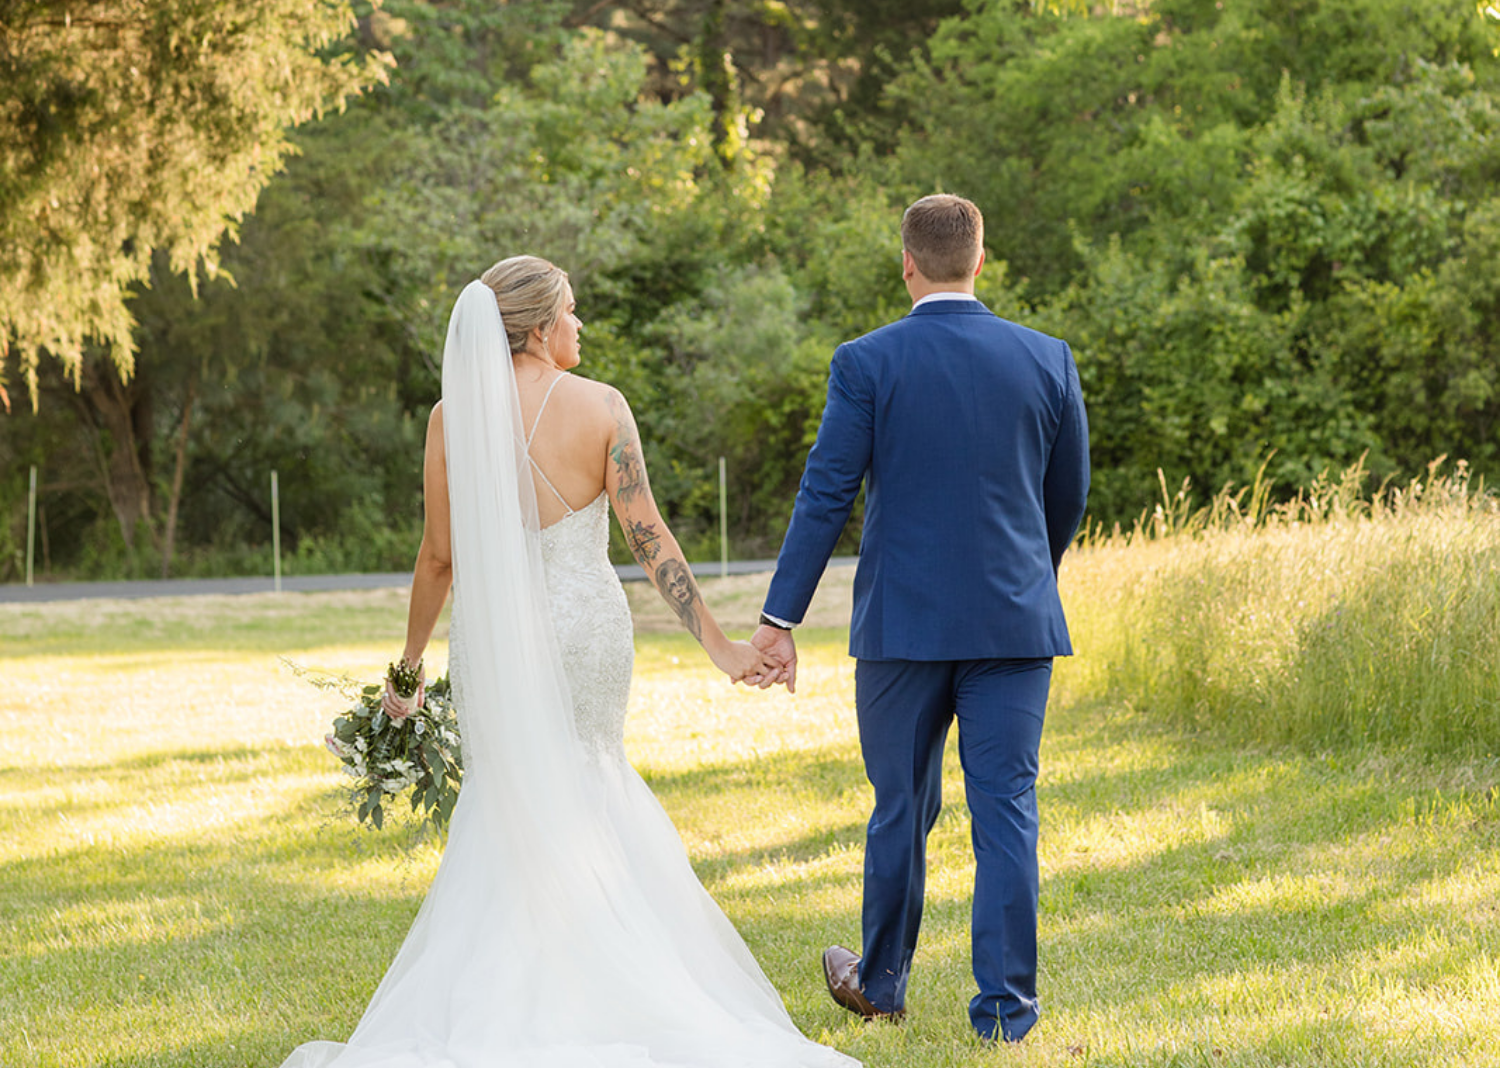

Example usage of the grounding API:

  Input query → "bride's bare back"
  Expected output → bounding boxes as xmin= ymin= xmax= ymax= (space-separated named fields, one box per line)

xmin=514 ymin=366 xmax=614 ymax=527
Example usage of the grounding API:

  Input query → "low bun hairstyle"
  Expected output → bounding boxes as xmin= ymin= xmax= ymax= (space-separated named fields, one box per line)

xmin=480 ymin=255 xmax=571 ymax=357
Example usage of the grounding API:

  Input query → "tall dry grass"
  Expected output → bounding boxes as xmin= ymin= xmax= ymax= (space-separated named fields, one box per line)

xmin=1062 ymin=458 xmax=1500 ymax=752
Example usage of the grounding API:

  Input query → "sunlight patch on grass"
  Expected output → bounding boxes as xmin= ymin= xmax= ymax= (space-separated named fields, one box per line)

xmin=2 ymin=643 xmax=446 ymax=769
xmin=1 ymin=764 xmax=328 ymax=856
xmin=1044 ymin=801 xmax=1236 ymax=875
xmin=1200 ymin=871 xmax=1357 ymax=915
xmin=28 ymin=894 xmax=231 ymax=956
xmin=1391 ymin=864 xmax=1500 ymax=927
xmin=626 ymin=630 xmax=858 ymax=773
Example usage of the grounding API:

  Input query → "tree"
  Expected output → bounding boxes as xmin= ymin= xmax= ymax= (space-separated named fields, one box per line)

xmin=891 ymin=0 xmax=1498 ymax=300
xmin=0 ymin=0 xmax=391 ymax=407
xmin=876 ymin=0 xmax=1500 ymax=522
xmin=562 ymin=0 xmax=967 ymax=161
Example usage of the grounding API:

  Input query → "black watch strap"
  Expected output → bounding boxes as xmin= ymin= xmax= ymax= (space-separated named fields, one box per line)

xmin=758 ymin=612 xmax=793 ymax=631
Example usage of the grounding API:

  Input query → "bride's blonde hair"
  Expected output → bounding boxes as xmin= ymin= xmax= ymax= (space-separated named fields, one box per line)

xmin=480 ymin=255 xmax=570 ymax=357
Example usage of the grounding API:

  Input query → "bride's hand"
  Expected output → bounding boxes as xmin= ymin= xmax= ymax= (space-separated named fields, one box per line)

xmin=708 ymin=639 xmax=780 ymax=685
xmin=382 ymin=661 xmax=425 ymax=720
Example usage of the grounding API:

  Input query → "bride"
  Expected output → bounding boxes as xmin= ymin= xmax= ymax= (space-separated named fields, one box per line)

xmin=282 ymin=257 xmax=859 ymax=1068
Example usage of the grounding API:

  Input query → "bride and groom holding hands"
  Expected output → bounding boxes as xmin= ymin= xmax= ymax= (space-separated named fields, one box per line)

xmin=282 ymin=193 xmax=1090 ymax=1067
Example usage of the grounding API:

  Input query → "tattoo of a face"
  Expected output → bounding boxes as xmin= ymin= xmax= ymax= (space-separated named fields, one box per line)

xmin=656 ymin=559 xmax=703 ymax=641
xmin=626 ymin=519 xmax=662 ymax=564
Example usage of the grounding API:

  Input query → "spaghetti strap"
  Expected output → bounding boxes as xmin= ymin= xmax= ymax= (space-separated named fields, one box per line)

xmin=525 ymin=375 xmax=574 ymax=515
xmin=525 ymin=374 xmax=566 ymax=449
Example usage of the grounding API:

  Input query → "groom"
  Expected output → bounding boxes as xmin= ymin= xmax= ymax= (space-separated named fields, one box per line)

xmin=752 ymin=194 xmax=1089 ymax=1043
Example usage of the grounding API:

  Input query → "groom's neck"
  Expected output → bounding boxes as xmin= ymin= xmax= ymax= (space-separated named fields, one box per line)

xmin=905 ymin=278 xmax=976 ymax=305
xmin=902 ymin=248 xmax=984 ymax=305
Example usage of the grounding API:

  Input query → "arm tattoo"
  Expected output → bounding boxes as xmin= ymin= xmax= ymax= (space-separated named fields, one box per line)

xmin=655 ymin=558 xmax=703 ymax=642
xmin=607 ymin=391 xmax=647 ymax=504
xmin=625 ymin=519 xmax=662 ymax=564
xmin=610 ymin=437 xmax=647 ymax=504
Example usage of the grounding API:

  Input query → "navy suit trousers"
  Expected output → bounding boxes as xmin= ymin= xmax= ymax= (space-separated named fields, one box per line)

xmin=853 ymin=656 xmax=1052 ymax=1042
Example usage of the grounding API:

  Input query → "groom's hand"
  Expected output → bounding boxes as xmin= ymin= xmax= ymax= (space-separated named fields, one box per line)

xmin=750 ymin=625 xmax=797 ymax=693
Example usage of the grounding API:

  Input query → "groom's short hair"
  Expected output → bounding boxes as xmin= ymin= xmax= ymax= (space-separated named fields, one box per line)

xmin=901 ymin=194 xmax=983 ymax=283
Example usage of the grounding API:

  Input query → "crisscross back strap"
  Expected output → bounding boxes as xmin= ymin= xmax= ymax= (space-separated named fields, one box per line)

xmin=524 ymin=375 xmax=574 ymax=515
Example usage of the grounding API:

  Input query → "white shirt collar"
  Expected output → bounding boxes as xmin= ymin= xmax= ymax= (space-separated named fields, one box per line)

xmin=912 ymin=291 xmax=982 ymax=310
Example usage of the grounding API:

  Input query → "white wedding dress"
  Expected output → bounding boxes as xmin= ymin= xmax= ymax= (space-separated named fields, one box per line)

xmin=281 ymin=282 xmax=858 ymax=1068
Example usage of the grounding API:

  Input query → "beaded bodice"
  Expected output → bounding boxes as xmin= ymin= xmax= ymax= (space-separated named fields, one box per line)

xmin=538 ymin=492 xmax=634 ymax=758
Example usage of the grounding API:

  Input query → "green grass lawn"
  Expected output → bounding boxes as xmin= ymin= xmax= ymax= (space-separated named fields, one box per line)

xmin=3 ymin=570 xmax=1499 ymax=1067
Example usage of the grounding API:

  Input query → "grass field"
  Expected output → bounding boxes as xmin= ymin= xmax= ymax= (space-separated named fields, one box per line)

xmin=3 ymin=553 xmax=1499 ymax=1067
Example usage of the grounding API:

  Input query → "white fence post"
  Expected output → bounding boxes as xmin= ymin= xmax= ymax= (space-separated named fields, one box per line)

xmin=271 ymin=470 xmax=282 ymax=593
xmin=26 ymin=465 xmax=37 ymax=587
xmin=718 ymin=456 xmax=728 ymax=579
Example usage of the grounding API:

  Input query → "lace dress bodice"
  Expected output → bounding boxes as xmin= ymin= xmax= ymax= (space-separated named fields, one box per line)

xmin=538 ymin=492 xmax=635 ymax=758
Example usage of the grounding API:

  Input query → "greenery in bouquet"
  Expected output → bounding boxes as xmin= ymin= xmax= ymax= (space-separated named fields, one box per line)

xmin=310 ymin=664 xmax=464 ymax=831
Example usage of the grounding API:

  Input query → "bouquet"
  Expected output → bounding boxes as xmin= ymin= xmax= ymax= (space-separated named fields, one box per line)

xmin=293 ymin=659 xmax=465 ymax=831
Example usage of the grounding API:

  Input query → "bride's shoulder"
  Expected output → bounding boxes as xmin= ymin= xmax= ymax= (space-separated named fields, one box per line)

xmin=567 ymin=375 xmax=629 ymax=417
xmin=565 ymin=378 xmax=637 ymax=448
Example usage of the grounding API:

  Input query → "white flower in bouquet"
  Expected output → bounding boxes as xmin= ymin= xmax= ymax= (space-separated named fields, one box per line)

xmin=289 ymin=659 xmax=464 ymax=833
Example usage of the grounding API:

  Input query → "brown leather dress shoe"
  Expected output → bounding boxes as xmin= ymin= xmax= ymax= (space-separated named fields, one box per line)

xmin=821 ymin=945 xmax=904 ymax=1021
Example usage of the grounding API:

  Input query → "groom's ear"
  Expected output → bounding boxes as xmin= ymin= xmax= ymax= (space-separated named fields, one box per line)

xmin=901 ymin=248 xmax=917 ymax=282
xmin=973 ymin=249 xmax=986 ymax=279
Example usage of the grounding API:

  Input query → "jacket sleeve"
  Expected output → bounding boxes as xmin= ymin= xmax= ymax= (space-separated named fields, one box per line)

xmin=1043 ymin=341 xmax=1090 ymax=573
xmin=763 ymin=343 xmax=874 ymax=624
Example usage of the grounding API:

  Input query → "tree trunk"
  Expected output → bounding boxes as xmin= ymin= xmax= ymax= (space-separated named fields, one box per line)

xmin=696 ymin=0 xmax=737 ymax=165
xmin=159 ymin=373 xmax=197 ymax=578
xmin=77 ymin=357 xmax=157 ymax=552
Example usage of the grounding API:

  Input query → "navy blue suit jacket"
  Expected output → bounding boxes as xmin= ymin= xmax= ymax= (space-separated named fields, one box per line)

xmin=764 ymin=299 xmax=1090 ymax=661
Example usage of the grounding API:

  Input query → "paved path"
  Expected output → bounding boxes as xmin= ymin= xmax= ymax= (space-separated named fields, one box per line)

xmin=1 ymin=558 xmax=855 ymax=604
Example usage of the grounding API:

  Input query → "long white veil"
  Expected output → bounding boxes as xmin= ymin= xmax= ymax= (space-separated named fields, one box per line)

xmin=282 ymin=281 xmax=858 ymax=1067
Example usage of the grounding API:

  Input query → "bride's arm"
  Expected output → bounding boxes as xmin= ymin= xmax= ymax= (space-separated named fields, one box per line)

xmin=601 ymin=388 xmax=773 ymax=682
xmin=400 ymin=403 xmax=453 ymax=669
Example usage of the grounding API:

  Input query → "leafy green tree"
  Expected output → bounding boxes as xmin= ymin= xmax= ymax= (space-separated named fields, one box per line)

xmin=0 ymin=0 xmax=391 ymax=406
xmin=891 ymin=0 xmax=1497 ymax=300
xmin=880 ymin=0 xmax=1500 ymax=521
xmin=32 ymin=0 xmax=1500 ymax=577
xmin=562 ymin=0 xmax=967 ymax=162
xmin=8 ymin=100 xmax=427 ymax=574
xmin=1023 ymin=54 xmax=1500 ymax=520
xmin=358 ymin=26 xmax=813 ymax=555
xmin=363 ymin=0 xmax=570 ymax=120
